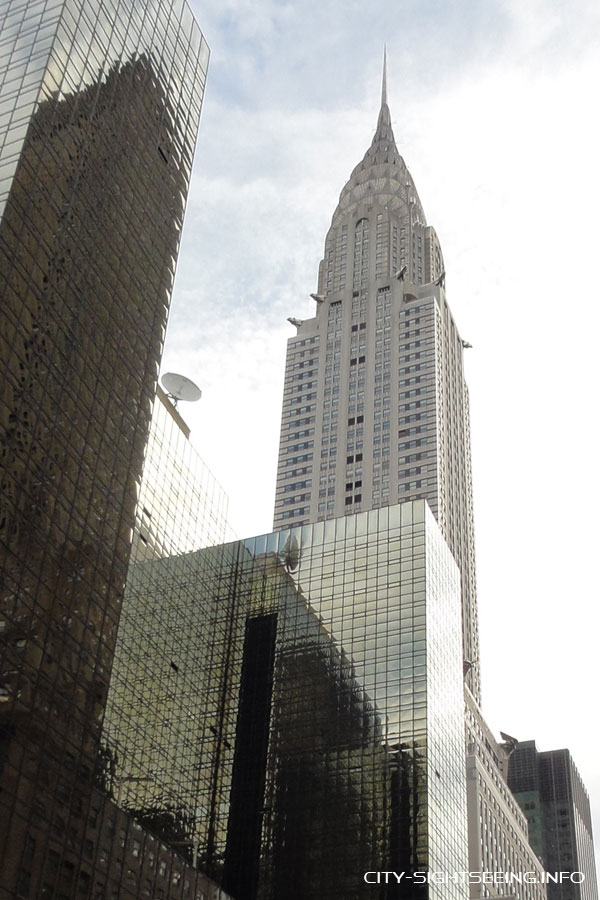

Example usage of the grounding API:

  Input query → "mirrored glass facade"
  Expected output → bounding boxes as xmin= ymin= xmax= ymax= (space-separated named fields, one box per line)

xmin=0 ymin=0 xmax=208 ymax=895
xmin=102 ymin=501 xmax=469 ymax=899
xmin=132 ymin=386 xmax=231 ymax=562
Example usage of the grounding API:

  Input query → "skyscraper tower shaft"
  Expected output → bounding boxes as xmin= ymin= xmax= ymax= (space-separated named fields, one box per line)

xmin=0 ymin=0 xmax=208 ymax=894
xmin=273 ymin=62 xmax=480 ymax=699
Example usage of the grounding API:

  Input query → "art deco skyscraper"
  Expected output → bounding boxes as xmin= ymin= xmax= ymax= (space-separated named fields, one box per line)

xmin=0 ymin=0 xmax=208 ymax=895
xmin=273 ymin=62 xmax=480 ymax=699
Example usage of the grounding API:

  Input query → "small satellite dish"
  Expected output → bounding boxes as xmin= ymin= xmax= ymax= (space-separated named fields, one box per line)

xmin=161 ymin=372 xmax=202 ymax=406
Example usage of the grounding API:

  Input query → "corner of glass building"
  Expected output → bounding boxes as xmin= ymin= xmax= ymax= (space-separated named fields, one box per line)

xmin=101 ymin=500 xmax=469 ymax=898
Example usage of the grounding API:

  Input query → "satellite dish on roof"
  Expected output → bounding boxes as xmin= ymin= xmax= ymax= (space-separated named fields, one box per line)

xmin=161 ymin=372 xmax=202 ymax=406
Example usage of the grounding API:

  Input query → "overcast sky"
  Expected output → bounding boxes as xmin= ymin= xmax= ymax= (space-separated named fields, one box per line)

xmin=161 ymin=0 xmax=600 ymax=867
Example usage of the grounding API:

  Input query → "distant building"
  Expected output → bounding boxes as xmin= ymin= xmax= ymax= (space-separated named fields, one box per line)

xmin=465 ymin=693 xmax=547 ymax=900
xmin=0 ymin=0 xmax=209 ymax=895
xmin=507 ymin=742 xmax=598 ymax=900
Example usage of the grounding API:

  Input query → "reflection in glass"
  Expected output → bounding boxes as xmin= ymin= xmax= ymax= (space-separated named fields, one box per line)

xmin=103 ymin=501 xmax=469 ymax=899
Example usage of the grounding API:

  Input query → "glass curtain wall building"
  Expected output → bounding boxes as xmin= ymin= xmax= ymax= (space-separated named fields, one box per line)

xmin=77 ymin=391 xmax=233 ymax=898
xmin=272 ymin=66 xmax=479 ymax=701
xmin=101 ymin=500 xmax=469 ymax=900
xmin=507 ymin=743 xmax=598 ymax=900
xmin=131 ymin=386 xmax=231 ymax=562
xmin=0 ymin=0 xmax=208 ymax=896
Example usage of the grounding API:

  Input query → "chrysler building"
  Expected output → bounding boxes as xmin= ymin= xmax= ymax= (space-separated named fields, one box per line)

xmin=273 ymin=60 xmax=480 ymax=700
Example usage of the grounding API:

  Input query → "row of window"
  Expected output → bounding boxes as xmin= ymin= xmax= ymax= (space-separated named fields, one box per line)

xmin=281 ymin=479 xmax=312 ymax=493
xmin=282 ymin=453 xmax=313 ymax=466
xmin=280 ymin=465 xmax=312 ymax=480
xmin=283 ymin=382 xmax=317 ymax=397
xmin=288 ymin=368 xmax=317 ymax=382
xmin=280 ymin=492 xmax=311 ymax=506
xmin=289 ymin=335 xmax=319 ymax=348
xmin=284 ymin=440 xmax=313 ymax=454
xmin=285 ymin=427 xmax=314 ymax=442
xmin=277 ymin=506 xmax=310 ymax=520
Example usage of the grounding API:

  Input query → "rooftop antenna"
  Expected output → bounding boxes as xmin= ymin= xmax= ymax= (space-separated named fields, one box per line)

xmin=381 ymin=45 xmax=387 ymax=107
xmin=161 ymin=372 xmax=202 ymax=408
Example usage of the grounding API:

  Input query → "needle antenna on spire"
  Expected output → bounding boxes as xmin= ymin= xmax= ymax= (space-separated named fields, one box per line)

xmin=381 ymin=45 xmax=387 ymax=107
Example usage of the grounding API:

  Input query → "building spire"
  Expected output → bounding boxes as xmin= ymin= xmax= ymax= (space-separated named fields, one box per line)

xmin=372 ymin=45 xmax=394 ymax=146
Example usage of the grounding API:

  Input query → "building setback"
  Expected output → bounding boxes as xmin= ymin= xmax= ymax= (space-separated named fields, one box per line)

xmin=0 ymin=0 xmax=209 ymax=896
xmin=508 ymin=742 xmax=598 ymax=900
xmin=273 ymin=64 xmax=479 ymax=702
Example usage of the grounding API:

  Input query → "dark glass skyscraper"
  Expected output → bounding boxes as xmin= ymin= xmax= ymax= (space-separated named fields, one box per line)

xmin=508 ymin=742 xmax=598 ymax=900
xmin=0 ymin=0 xmax=208 ymax=896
